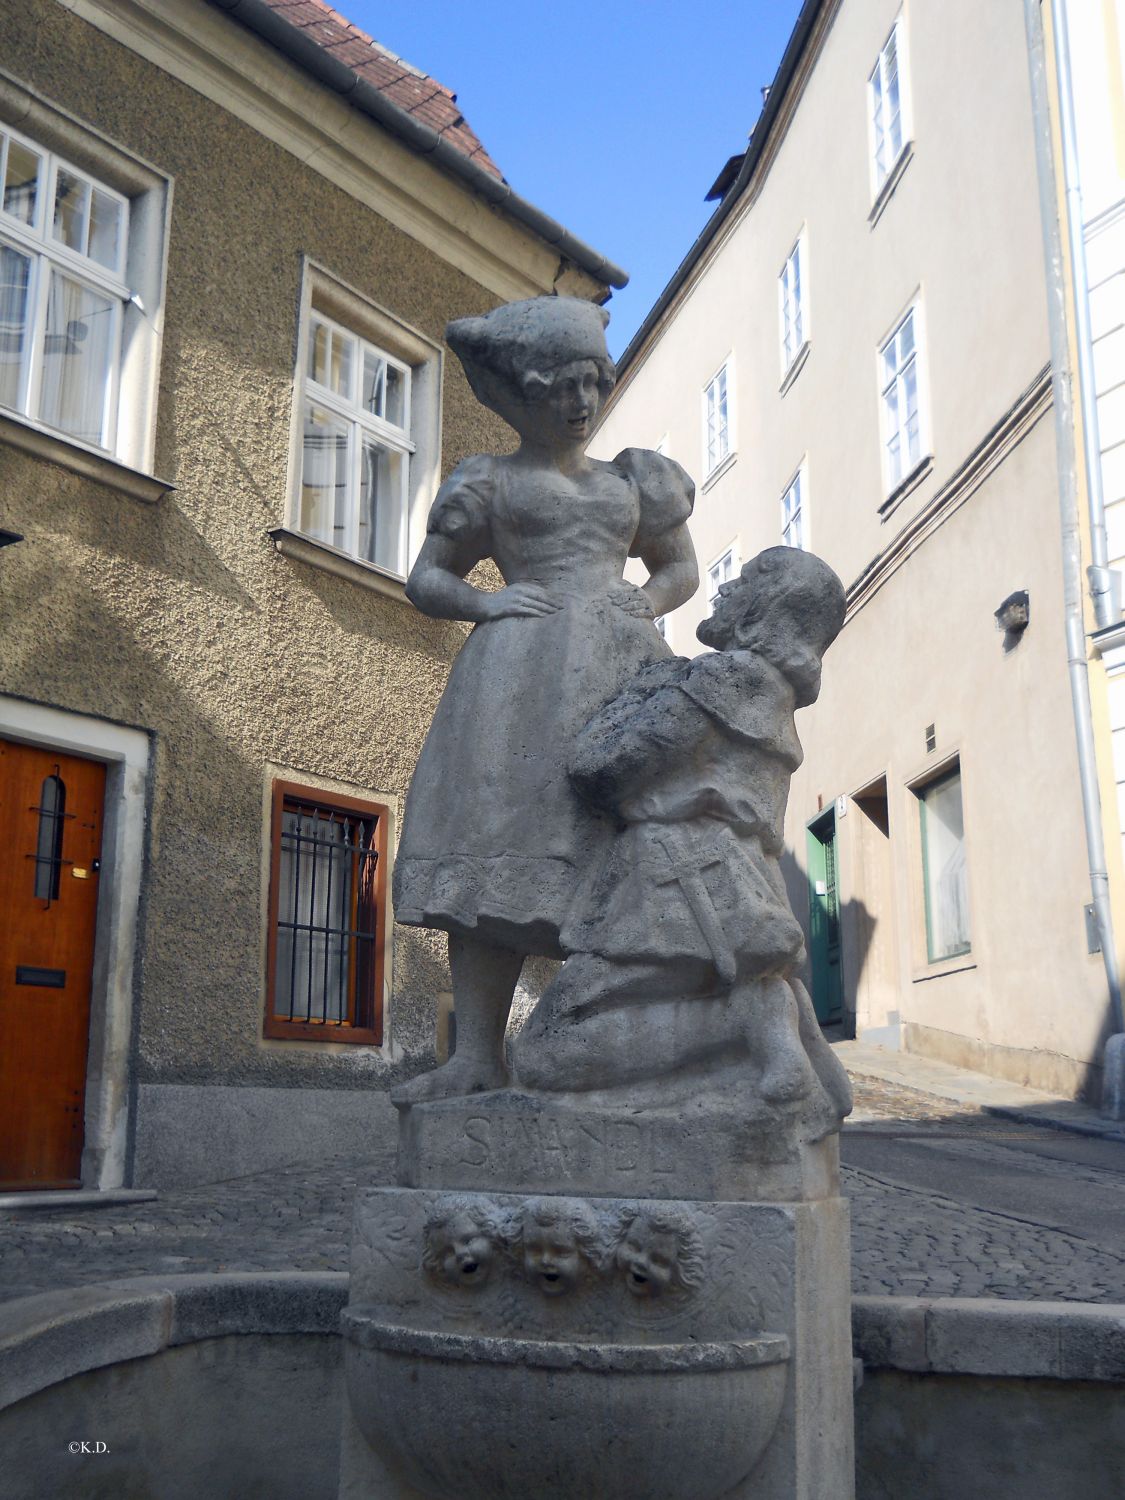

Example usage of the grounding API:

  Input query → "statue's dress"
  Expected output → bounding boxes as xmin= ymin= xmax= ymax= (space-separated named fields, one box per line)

xmin=393 ymin=447 xmax=694 ymax=957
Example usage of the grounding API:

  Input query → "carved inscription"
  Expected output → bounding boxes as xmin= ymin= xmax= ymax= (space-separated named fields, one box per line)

xmin=458 ymin=1113 xmax=679 ymax=1180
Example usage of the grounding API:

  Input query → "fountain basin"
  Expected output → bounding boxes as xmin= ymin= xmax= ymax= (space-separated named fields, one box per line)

xmin=342 ymin=1313 xmax=790 ymax=1500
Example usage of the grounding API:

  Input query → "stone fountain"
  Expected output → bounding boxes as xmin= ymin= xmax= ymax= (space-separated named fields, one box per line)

xmin=336 ymin=297 xmax=855 ymax=1500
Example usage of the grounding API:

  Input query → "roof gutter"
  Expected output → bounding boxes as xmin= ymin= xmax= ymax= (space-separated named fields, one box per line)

xmin=614 ymin=0 xmax=828 ymax=374
xmin=207 ymin=0 xmax=628 ymax=290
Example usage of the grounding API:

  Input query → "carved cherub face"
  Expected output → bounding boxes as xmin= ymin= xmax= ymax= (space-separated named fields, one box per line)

xmin=422 ymin=1205 xmax=500 ymax=1290
xmin=518 ymin=1199 xmax=602 ymax=1297
xmin=616 ymin=1220 xmax=681 ymax=1298
xmin=614 ymin=1210 xmax=705 ymax=1301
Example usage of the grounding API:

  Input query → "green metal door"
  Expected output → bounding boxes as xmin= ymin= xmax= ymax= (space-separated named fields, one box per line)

xmin=807 ymin=812 xmax=843 ymax=1023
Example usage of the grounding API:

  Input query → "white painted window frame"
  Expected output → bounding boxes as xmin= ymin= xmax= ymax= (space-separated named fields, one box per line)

xmin=867 ymin=13 xmax=913 ymax=202
xmin=877 ymin=295 xmax=930 ymax=497
xmin=285 ymin=261 xmax=443 ymax=585
xmin=781 ymin=459 xmax=809 ymax=550
xmin=0 ymin=74 xmax=171 ymax=477
xmin=702 ymin=357 xmax=734 ymax=479
xmin=706 ymin=541 xmax=740 ymax=603
xmin=0 ymin=123 xmax=130 ymax=452
xmin=778 ymin=230 xmax=809 ymax=378
xmin=300 ymin=307 xmax=414 ymax=575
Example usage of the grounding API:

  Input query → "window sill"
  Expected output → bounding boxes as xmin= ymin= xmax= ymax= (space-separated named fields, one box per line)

xmin=878 ymin=454 xmax=933 ymax=520
xmin=912 ymin=955 xmax=976 ymax=984
xmin=869 ymin=141 xmax=914 ymax=229
xmin=268 ymin=527 xmax=408 ymax=600
xmin=263 ymin=1018 xmax=382 ymax=1045
xmin=0 ymin=411 xmax=173 ymax=503
xmin=701 ymin=450 xmax=738 ymax=493
xmin=779 ymin=341 xmax=810 ymax=396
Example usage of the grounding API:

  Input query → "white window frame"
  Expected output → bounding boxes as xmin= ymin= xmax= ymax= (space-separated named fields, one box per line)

xmin=706 ymin=542 xmax=740 ymax=603
xmin=868 ymin=13 xmax=913 ymax=202
xmin=0 ymin=78 xmax=170 ymax=480
xmin=702 ymin=358 xmax=734 ymax=479
xmin=300 ymin=307 xmax=414 ymax=574
xmin=915 ymin=761 xmax=972 ymax=965
xmin=781 ymin=460 xmax=808 ymax=550
xmin=878 ymin=297 xmax=930 ymax=498
xmin=0 ymin=124 xmax=130 ymax=452
xmin=282 ymin=262 xmax=443 ymax=588
xmin=778 ymin=231 xmax=809 ymax=379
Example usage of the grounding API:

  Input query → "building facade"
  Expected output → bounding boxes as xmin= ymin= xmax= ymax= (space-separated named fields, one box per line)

xmin=593 ymin=0 xmax=1125 ymax=1103
xmin=0 ymin=0 xmax=618 ymax=1190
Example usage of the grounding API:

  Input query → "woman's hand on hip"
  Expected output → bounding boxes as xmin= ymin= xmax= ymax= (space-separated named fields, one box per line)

xmin=609 ymin=581 xmax=656 ymax=620
xmin=481 ymin=583 xmax=562 ymax=620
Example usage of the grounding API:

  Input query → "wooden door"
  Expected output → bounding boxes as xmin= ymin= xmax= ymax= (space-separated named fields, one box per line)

xmin=0 ymin=738 xmax=106 ymax=1188
xmin=807 ymin=811 xmax=843 ymax=1024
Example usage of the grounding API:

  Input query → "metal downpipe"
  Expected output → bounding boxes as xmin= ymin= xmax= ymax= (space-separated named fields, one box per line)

xmin=1025 ymin=0 xmax=1125 ymax=1042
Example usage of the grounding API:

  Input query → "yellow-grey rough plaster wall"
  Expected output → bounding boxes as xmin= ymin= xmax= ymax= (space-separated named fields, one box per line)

xmin=0 ymin=0 xmax=529 ymax=1090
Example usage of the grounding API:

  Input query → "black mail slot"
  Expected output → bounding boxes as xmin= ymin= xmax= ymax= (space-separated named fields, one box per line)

xmin=15 ymin=966 xmax=66 ymax=988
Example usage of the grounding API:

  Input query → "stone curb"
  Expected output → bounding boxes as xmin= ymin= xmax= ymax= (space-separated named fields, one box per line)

xmin=0 ymin=1271 xmax=348 ymax=1413
xmin=852 ymin=1295 xmax=1125 ymax=1382
xmin=3 ymin=1277 xmax=1122 ymax=1415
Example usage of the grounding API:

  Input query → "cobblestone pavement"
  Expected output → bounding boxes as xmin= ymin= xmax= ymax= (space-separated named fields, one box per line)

xmin=2 ymin=1077 xmax=1124 ymax=1307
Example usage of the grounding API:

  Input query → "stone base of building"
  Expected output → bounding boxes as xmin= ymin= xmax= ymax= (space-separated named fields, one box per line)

xmin=902 ymin=1022 xmax=1101 ymax=1101
xmin=131 ymin=1083 xmax=398 ymax=1188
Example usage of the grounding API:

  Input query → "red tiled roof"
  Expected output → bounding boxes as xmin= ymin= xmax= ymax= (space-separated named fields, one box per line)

xmin=257 ymin=0 xmax=504 ymax=179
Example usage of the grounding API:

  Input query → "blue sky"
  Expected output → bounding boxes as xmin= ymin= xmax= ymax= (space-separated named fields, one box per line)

xmin=342 ymin=1 xmax=804 ymax=357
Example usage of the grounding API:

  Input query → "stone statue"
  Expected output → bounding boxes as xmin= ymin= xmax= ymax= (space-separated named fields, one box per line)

xmin=393 ymin=296 xmax=698 ymax=1103
xmin=512 ymin=545 xmax=852 ymax=1123
xmin=339 ymin=299 xmax=856 ymax=1500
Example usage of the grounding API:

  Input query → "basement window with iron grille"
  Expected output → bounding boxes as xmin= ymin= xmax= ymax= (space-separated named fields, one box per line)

xmin=265 ymin=782 xmax=387 ymax=1044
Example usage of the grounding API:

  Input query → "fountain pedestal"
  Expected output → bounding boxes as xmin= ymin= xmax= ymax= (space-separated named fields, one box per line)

xmin=337 ymin=1090 xmax=853 ymax=1500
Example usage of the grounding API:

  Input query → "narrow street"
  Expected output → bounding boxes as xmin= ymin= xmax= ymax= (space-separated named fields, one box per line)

xmin=843 ymin=1073 xmax=1125 ymax=1301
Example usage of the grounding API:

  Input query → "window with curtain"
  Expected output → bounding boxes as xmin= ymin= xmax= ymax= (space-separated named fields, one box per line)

xmin=918 ymin=767 xmax=971 ymax=963
xmin=265 ymin=782 xmax=388 ymax=1045
xmin=298 ymin=310 xmax=414 ymax=578
xmin=0 ymin=124 xmax=128 ymax=452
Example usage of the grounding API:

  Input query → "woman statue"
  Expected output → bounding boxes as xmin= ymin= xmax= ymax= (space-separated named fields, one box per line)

xmin=392 ymin=296 xmax=698 ymax=1103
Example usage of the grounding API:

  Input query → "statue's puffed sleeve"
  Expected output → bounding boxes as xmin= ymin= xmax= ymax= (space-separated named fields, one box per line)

xmin=612 ymin=449 xmax=695 ymax=557
xmin=425 ymin=454 xmax=495 ymax=567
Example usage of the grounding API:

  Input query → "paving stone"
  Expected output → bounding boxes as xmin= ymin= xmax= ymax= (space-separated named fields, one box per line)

xmin=0 ymin=1083 xmax=1122 ymax=1308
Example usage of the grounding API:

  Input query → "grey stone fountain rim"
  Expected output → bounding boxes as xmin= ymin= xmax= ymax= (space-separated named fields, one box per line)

xmin=340 ymin=1315 xmax=791 ymax=1372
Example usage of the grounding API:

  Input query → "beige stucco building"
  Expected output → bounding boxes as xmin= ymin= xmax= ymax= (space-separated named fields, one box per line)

xmin=593 ymin=0 xmax=1125 ymax=1104
xmin=0 ymin=0 xmax=618 ymax=1190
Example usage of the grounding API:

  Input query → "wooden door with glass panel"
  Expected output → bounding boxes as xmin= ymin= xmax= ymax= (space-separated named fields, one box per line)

xmin=0 ymin=738 xmax=105 ymax=1188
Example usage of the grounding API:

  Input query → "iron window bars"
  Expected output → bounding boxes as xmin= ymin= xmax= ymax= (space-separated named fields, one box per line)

xmin=265 ymin=781 xmax=388 ymax=1044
